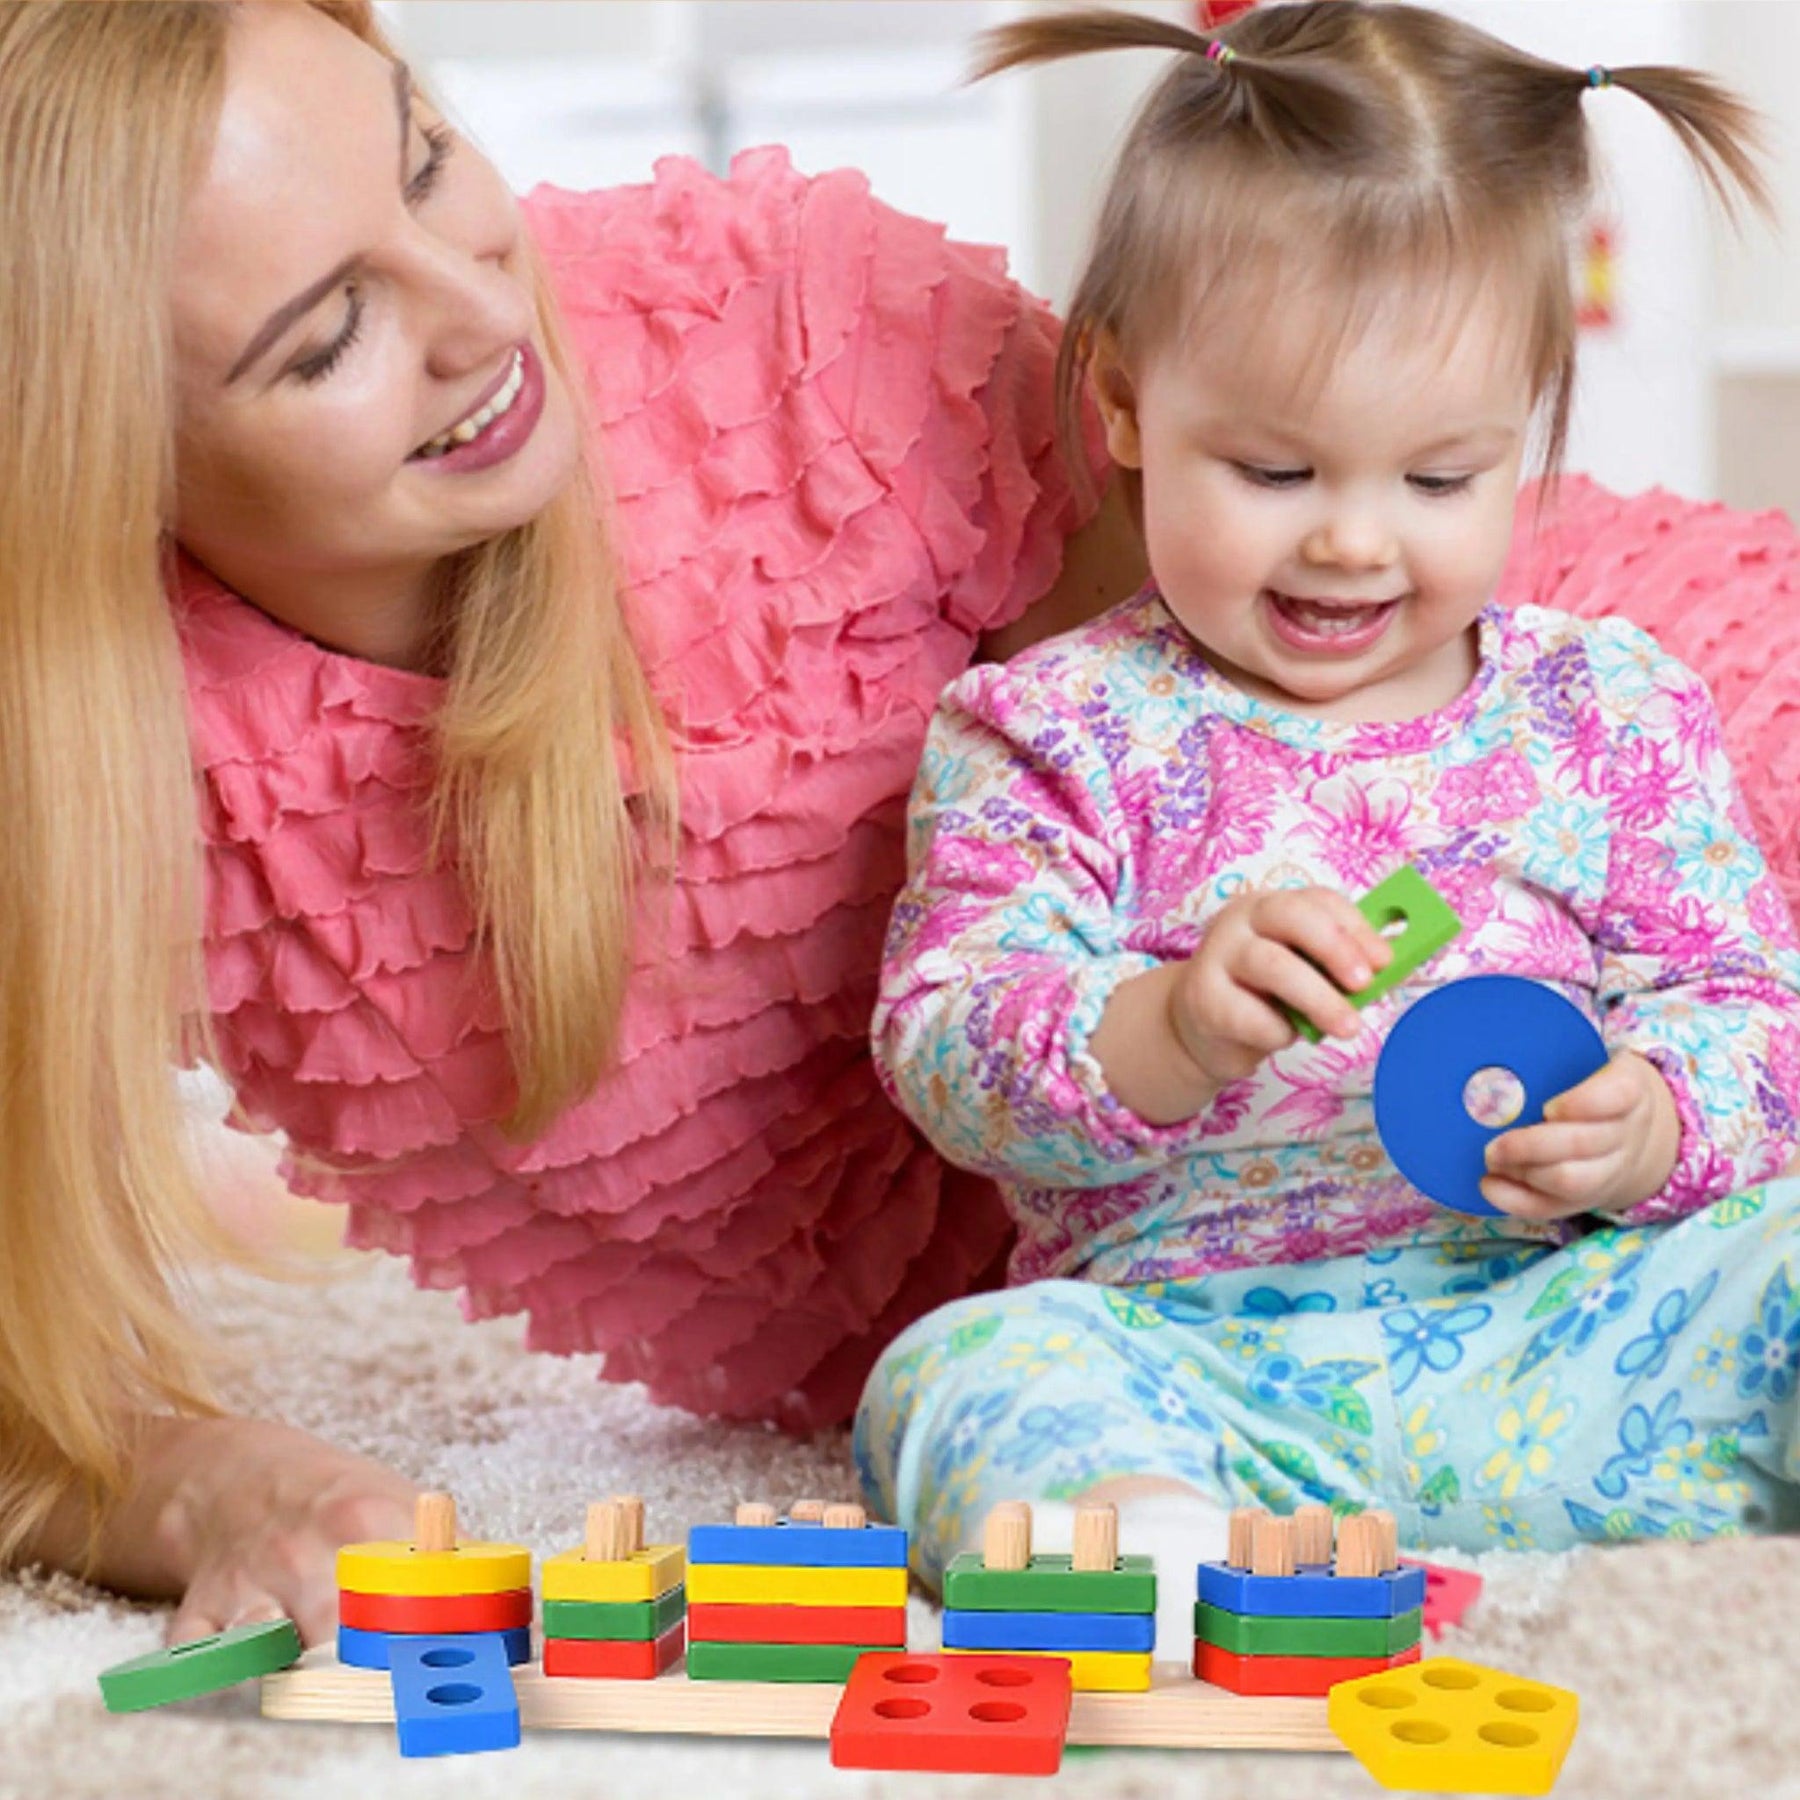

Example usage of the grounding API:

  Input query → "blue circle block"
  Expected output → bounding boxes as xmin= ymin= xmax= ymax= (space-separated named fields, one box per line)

xmin=1373 ymin=975 xmax=1608 ymax=1217
xmin=338 ymin=1623 xmax=532 ymax=1671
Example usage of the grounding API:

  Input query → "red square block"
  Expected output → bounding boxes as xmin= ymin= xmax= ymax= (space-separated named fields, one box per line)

xmin=830 ymin=1652 xmax=1073 ymax=1775
xmin=1195 ymin=1640 xmax=1421 ymax=1697
xmin=1400 ymin=1557 xmax=1485 ymax=1636
xmin=542 ymin=1620 xmax=685 ymax=1680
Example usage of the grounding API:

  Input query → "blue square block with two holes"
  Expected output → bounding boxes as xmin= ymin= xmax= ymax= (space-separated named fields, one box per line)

xmin=1196 ymin=1560 xmax=1426 ymax=1619
xmin=388 ymin=1633 xmax=521 ymax=1758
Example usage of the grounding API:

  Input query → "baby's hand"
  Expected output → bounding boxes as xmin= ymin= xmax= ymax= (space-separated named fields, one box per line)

xmin=1169 ymin=887 xmax=1392 ymax=1086
xmin=1480 ymin=1051 xmax=1681 ymax=1221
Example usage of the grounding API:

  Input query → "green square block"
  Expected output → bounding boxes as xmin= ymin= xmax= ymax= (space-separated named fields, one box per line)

xmin=684 ymin=1640 xmax=884 ymax=1683
xmin=541 ymin=1586 xmax=687 ymax=1642
xmin=1194 ymin=1602 xmax=1423 ymax=1658
xmin=941 ymin=1552 xmax=1156 ymax=1615
xmin=1290 ymin=864 xmax=1462 ymax=1043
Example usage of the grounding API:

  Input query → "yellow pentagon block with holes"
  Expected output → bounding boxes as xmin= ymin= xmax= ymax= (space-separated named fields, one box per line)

xmin=336 ymin=1538 xmax=532 ymax=1599
xmin=684 ymin=1562 xmax=907 ymax=1609
xmin=541 ymin=1543 xmax=685 ymax=1603
xmin=946 ymin=1646 xmax=1152 ymax=1692
xmin=1328 ymin=1656 xmax=1579 ymax=1795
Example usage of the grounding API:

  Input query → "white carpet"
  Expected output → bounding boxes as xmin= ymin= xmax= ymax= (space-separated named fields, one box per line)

xmin=7 ymin=1247 xmax=1800 ymax=1799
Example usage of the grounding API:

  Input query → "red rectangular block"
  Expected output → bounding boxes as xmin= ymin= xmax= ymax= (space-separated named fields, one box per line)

xmin=687 ymin=1602 xmax=906 ymax=1647
xmin=1194 ymin=1640 xmax=1421 ymax=1697
xmin=542 ymin=1620 xmax=685 ymax=1680
xmin=830 ymin=1652 xmax=1072 ymax=1776
xmin=339 ymin=1587 xmax=533 ymax=1636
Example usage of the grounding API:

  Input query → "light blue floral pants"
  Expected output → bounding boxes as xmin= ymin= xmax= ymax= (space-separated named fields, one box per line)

xmin=853 ymin=1182 xmax=1800 ymax=1587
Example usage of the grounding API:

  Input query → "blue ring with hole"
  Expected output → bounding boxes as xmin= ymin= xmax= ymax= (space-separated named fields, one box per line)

xmin=1373 ymin=974 xmax=1609 ymax=1217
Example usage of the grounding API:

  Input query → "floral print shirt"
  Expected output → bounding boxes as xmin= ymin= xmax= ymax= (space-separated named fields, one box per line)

xmin=873 ymin=589 xmax=1800 ymax=1287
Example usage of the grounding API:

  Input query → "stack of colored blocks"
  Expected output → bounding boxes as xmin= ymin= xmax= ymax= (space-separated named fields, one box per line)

xmin=942 ymin=1502 xmax=1155 ymax=1693
xmin=685 ymin=1498 xmax=909 ymax=1683
xmin=541 ymin=1495 xmax=687 ymax=1679
xmin=1194 ymin=1505 xmax=1426 ymax=1698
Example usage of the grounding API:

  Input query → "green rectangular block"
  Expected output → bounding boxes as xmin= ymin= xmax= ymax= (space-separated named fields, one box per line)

xmin=684 ymin=1640 xmax=884 ymax=1683
xmin=1194 ymin=1602 xmax=1423 ymax=1658
xmin=541 ymin=1587 xmax=687 ymax=1642
xmin=942 ymin=1552 xmax=1156 ymax=1615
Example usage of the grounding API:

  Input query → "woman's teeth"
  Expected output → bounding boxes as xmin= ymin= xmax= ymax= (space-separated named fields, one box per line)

xmin=413 ymin=350 xmax=525 ymax=459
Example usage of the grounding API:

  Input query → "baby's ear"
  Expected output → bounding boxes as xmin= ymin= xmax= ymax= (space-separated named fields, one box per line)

xmin=1087 ymin=331 xmax=1144 ymax=470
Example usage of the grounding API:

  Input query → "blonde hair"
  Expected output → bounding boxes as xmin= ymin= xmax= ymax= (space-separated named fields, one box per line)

xmin=974 ymin=2 xmax=1769 ymax=498
xmin=0 ymin=0 xmax=673 ymax=1568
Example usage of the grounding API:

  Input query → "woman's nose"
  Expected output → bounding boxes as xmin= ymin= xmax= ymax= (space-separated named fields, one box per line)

xmin=408 ymin=236 xmax=535 ymax=379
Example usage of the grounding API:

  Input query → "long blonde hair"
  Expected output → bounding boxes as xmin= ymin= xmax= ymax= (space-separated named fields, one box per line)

xmin=0 ymin=0 xmax=673 ymax=1567
xmin=974 ymin=3 xmax=1769 ymax=498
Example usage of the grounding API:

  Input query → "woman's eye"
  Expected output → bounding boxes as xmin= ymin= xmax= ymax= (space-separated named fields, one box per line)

xmin=1234 ymin=463 xmax=1311 ymax=489
xmin=292 ymin=286 xmax=363 ymax=387
xmin=407 ymin=120 xmax=455 ymax=205
xmin=1410 ymin=473 xmax=1474 ymax=496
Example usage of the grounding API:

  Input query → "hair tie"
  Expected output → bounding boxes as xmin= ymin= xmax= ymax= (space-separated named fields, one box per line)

xmin=1206 ymin=40 xmax=1237 ymax=66
xmin=1585 ymin=65 xmax=1612 ymax=88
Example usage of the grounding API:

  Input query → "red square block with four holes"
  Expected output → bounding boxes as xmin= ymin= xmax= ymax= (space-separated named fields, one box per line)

xmin=829 ymin=1652 xmax=1074 ymax=1775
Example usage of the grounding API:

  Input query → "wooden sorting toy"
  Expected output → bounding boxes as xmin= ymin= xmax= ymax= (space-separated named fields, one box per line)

xmin=1195 ymin=1507 xmax=1424 ymax=1697
xmin=830 ymin=1652 xmax=1074 ymax=1776
xmin=1328 ymin=1656 xmax=1579 ymax=1794
xmin=942 ymin=1503 xmax=1154 ymax=1692
xmin=685 ymin=1499 xmax=908 ymax=1683
xmin=540 ymin=1496 xmax=687 ymax=1680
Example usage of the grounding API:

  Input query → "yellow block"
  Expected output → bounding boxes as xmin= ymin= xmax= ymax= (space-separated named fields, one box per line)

xmin=1328 ymin=1657 xmax=1579 ymax=1795
xmin=541 ymin=1543 xmax=686 ymax=1603
xmin=335 ymin=1540 xmax=531 ymax=1599
xmin=944 ymin=1646 xmax=1152 ymax=1693
xmin=683 ymin=1563 xmax=908 ymax=1609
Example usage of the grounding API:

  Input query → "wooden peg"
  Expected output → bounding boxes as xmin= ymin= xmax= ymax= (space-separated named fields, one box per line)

xmin=982 ymin=1503 xmax=1032 ymax=1571
xmin=1335 ymin=1511 xmax=1381 ymax=1578
xmin=413 ymin=1492 xmax=457 ymax=1555
xmin=1226 ymin=1507 xmax=1261 ymax=1571
xmin=1371 ymin=1508 xmax=1399 ymax=1572
xmin=584 ymin=1500 xmax=634 ymax=1563
xmin=1071 ymin=1502 xmax=1119 ymax=1572
xmin=735 ymin=1501 xmax=778 ymax=1527
xmin=1293 ymin=1503 xmax=1334 ymax=1566
xmin=822 ymin=1502 xmax=866 ymax=1531
xmin=788 ymin=1498 xmax=828 ymax=1522
xmin=1250 ymin=1512 xmax=1295 ymax=1578
xmin=608 ymin=1494 xmax=646 ymax=1555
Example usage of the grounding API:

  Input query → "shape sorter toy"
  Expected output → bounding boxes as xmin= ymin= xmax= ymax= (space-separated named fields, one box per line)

xmin=684 ymin=1497 xmax=910 ymax=1683
xmin=336 ymin=1492 xmax=534 ymax=1671
xmin=941 ymin=1501 xmax=1155 ymax=1692
xmin=1194 ymin=1505 xmax=1425 ymax=1698
xmin=541 ymin=1494 xmax=687 ymax=1679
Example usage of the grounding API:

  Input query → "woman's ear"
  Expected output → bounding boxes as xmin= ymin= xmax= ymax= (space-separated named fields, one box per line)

xmin=1087 ymin=331 xmax=1144 ymax=470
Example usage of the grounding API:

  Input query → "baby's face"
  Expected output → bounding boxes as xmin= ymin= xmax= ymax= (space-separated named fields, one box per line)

xmin=1097 ymin=277 xmax=1535 ymax=721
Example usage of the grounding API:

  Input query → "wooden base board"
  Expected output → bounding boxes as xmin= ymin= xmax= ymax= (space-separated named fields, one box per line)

xmin=262 ymin=1648 xmax=1341 ymax=1752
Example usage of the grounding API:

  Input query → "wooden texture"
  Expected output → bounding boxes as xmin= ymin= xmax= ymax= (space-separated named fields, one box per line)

xmin=262 ymin=1650 xmax=1346 ymax=1752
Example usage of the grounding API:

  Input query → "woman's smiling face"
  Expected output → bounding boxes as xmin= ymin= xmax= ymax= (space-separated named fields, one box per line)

xmin=169 ymin=3 xmax=581 ymax=668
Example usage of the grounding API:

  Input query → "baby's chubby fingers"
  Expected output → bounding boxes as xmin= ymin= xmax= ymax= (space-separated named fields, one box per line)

xmin=1537 ymin=1053 xmax=1642 ymax=1123
xmin=1485 ymin=1115 xmax=1624 ymax=1177
xmin=1248 ymin=888 xmax=1392 ymax=1036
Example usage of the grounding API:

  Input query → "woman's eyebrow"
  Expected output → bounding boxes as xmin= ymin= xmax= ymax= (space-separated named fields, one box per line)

xmin=223 ymin=58 xmax=414 ymax=387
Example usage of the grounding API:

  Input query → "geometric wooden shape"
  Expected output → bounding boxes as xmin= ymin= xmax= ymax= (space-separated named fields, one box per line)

xmin=687 ymin=1519 xmax=909 ymax=1568
xmin=540 ymin=1589 xmax=688 ymax=1643
xmin=942 ymin=1608 xmax=1155 ymax=1654
xmin=338 ymin=1623 xmax=532 ymax=1671
xmin=541 ymin=1622 xmax=686 ymax=1681
xmin=684 ymin=1564 xmax=908 ymax=1609
xmin=540 ymin=1544 xmax=685 ymax=1605
xmin=1401 ymin=1559 xmax=1485 ymax=1637
xmin=98 ymin=1620 xmax=301 ymax=1712
xmin=687 ymin=1602 xmax=907 ymax=1647
xmin=339 ymin=1588 xmax=534 ymax=1636
xmin=1327 ymin=1658 xmax=1579 ymax=1794
xmin=336 ymin=1539 xmax=532 ymax=1600
xmin=1197 ymin=1560 xmax=1426 ymax=1619
xmin=944 ymin=1646 xmax=1151 ymax=1693
xmin=685 ymin=1640 xmax=888 ymax=1684
xmin=389 ymin=1634 xmax=521 ymax=1757
xmin=942 ymin=1553 xmax=1156 ymax=1615
xmin=1196 ymin=1640 xmax=1423 ymax=1697
xmin=1195 ymin=1605 xmax=1423 ymax=1659
xmin=829 ymin=1652 xmax=1074 ymax=1775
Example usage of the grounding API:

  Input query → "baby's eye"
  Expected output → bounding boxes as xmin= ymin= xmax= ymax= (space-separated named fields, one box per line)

xmin=1233 ymin=462 xmax=1311 ymax=489
xmin=1409 ymin=473 xmax=1474 ymax=496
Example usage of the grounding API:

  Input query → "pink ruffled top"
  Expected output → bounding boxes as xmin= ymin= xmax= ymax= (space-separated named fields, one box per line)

xmin=171 ymin=149 xmax=1097 ymax=1429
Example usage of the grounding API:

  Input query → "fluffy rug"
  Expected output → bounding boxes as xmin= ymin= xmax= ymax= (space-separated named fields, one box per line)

xmin=7 ymin=1230 xmax=1800 ymax=1797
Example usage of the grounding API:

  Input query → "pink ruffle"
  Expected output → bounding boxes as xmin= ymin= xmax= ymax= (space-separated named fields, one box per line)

xmin=173 ymin=149 xmax=1092 ymax=1429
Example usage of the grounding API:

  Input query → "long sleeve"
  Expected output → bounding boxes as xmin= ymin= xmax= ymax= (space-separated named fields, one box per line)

xmin=1583 ymin=619 xmax=1800 ymax=1222
xmin=872 ymin=652 xmax=1219 ymax=1188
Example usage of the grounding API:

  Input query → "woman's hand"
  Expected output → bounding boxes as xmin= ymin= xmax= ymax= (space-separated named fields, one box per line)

xmin=140 ymin=1415 xmax=418 ymax=1649
xmin=1480 ymin=1051 xmax=1682 ymax=1221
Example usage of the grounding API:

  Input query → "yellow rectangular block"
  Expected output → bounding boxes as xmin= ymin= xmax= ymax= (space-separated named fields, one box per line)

xmin=683 ymin=1563 xmax=908 ymax=1609
xmin=946 ymin=1645 xmax=1153 ymax=1692
xmin=541 ymin=1543 xmax=685 ymax=1603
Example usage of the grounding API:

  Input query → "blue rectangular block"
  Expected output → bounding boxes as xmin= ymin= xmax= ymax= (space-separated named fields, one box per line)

xmin=389 ymin=1634 xmax=521 ymax=1758
xmin=1196 ymin=1560 xmax=1426 ymax=1619
xmin=687 ymin=1518 xmax=909 ymax=1569
xmin=941 ymin=1607 xmax=1155 ymax=1654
